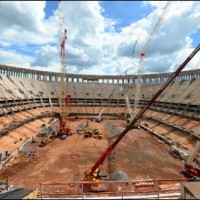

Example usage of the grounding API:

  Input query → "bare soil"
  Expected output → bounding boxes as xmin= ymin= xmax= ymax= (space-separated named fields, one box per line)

xmin=0 ymin=118 xmax=184 ymax=190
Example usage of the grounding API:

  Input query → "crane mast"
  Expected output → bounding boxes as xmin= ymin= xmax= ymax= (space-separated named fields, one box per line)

xmin=57 ymin=1 xmax=70 ymax=135
xmin=133 ymin=1 xmax=173 ymax=117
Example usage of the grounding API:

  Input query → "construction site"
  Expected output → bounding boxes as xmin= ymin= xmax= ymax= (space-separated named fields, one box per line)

xmin=0 ymin=1 xmax=200 ymax=199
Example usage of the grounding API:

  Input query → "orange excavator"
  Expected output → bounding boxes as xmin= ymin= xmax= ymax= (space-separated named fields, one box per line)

xmin=84 ymin=43 xmax=200 ymax=181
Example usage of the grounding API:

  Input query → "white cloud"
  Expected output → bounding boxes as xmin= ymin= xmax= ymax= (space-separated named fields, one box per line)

xmin=0 ymin=1 xmax=45 ymax=32
xmin=0 ymin=1 xmax=199 ymax=75
xmin=0 ymin=1 xmax=58 ymax=46
xmin=114 ymin=1 xmax=200 ymax=74
xmin=0 ymin=49 xmax=33 ymax=67
xmin=31 ymin=45 xmax=59 ymax=67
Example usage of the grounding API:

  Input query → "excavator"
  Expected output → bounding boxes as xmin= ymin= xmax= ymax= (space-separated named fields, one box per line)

xmin=182 ymin=141 xmax=200 ymax=180
xmin=83 ymin=43 xmax=200 ymax=181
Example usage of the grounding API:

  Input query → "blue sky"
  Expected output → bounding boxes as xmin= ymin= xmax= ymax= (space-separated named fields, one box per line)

xmin=190 ymin=29 xmax=200 ymax=47
xmin=0 ymin=1 xmax=199 ymax=74
xmin=43 ymin=1 xmax=199 ymax=47
xmin=100 ymin=1 xmax=154 ymax=32
xmin=44 ymin=1 xmax=58 ymax=19
xmin=44 ymin=1 xmax=154 ymax=32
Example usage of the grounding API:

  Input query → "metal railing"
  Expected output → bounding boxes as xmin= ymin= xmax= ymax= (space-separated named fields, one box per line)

xmin=40 ymin=179 xmax=187 ymax=199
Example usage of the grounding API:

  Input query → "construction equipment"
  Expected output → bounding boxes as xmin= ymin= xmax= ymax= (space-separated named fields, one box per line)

xmin=125 ymin=94 xmax=133 ymax=123
xmin=182 ymin=141 xmax=200 ymax=179
xmin=133 ymin=1 xmax=173 ymax=118
xmin=95 ymin=108 xmax=105 ymax=123
xmin=57 ymin=0 xmax=71 ymax=136
xmin=39 ymin=134 xmax=53 ymax=147
xmin=38 ymin=123 xmax=56 ymax=147
xmin=83 ymin=43 xmax=200 ymax=181
xmin=95 ymin=88 xmax=115 ymax=122
xmin=84 ymin=129 xmax=102 ymax=139
xmin=92 ymin=129 xmax=103 ymax=139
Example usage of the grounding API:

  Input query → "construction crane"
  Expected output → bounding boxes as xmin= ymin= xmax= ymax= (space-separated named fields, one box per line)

xmin=123 ymin=39 xmax=138 ymax=75
xmin=57 ymin=0 xmax=70 ymax=136
xmin=133 ymin=1 xmax=173 ymax=117
xmin=95 ymin=88 xmax=115 ymax=122
xmin=124 ymin=2 xmax=172 ymax=118
xmin=125 ymin=94 xmax=133 ymax=123
xmin=83 ymin=43 xmax=200 ymax=181
xmin=182 ymin=141 xmax=200 ymax=179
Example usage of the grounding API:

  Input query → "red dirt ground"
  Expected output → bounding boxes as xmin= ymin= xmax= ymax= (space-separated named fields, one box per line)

xmin=0 ymin=118 xmax=184 ymax=190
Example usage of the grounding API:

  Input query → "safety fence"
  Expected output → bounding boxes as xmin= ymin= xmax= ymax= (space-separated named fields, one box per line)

xmin=40 ymin=179 xmax=187 ymax=199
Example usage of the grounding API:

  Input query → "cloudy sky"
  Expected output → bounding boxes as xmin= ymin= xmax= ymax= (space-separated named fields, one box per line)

xmin=0 ymin=1 xmax=199 ymax=75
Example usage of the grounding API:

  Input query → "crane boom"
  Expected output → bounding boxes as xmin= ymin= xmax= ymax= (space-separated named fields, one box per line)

xmin=125 ymin=94 xmax=133 ymax=121
xmin=96 ymin=88 xmax=115 ymax=121
xmin=141 ymin=1 xmax=173 ymax=56
xmin=133 ymin=1 xmax=173 ymax=117
xmin=85 ymin=43 xmax=200 ymax=179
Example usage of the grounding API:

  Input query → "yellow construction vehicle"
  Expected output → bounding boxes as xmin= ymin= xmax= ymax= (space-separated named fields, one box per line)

xmin=39 ymin=134 xmax=53 ymax=147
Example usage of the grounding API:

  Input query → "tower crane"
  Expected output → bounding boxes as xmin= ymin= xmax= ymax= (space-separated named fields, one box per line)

xmin=83 ymin=43 xmax=200 ymax=181
xmin=57 ymin=0 xmax=71 ymax=136
xmin=133 ymin=1 xmax=173 ymax=117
